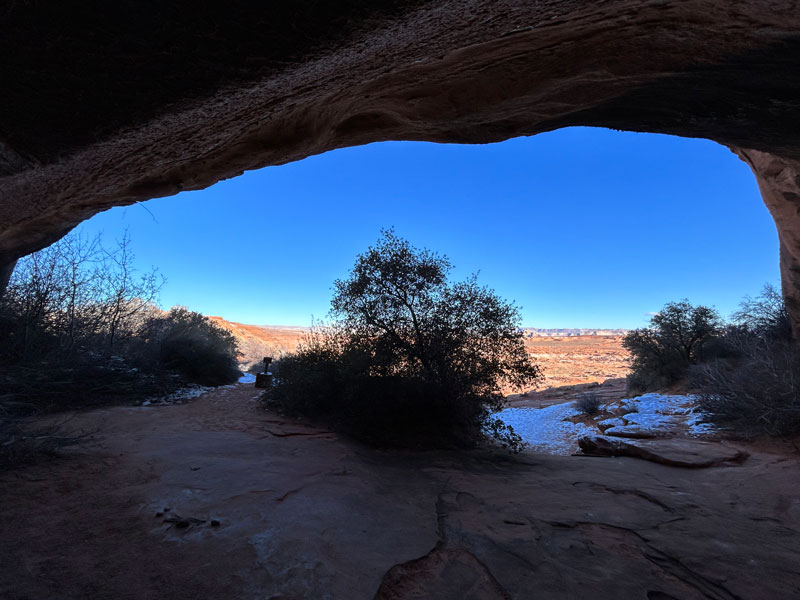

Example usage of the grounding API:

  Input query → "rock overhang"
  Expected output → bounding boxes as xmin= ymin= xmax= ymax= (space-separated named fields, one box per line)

xmin=2 ymin=0 xmax=800 ymax=326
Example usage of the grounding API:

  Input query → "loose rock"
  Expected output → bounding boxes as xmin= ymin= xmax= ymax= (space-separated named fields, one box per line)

xmin=578 ymin=436 xmax=748 ymax=468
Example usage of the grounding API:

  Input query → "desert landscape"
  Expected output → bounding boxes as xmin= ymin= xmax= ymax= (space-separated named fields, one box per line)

xmin=210 ymin=318 xmax=632 ymax=391
xmin=3 ymin=3 xmax=800 ymax=598
xmin=3 ymin=318 xmax=800 ymax=598
xmin=5 ymin=223 xmax=800 ymax=599
xmin=521 ymin=335 xmax=630 ymax=388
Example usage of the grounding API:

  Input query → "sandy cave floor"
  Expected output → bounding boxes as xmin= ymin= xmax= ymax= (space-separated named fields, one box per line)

xmin=2 ymin=384 xmax=800 ymax=599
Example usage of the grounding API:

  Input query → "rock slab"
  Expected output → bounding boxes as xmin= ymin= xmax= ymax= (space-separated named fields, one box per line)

xmin=578 ymin=436 xmax=748 ymax=468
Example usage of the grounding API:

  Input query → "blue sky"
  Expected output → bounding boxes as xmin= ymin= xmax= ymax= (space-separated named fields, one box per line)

xmin=75 ymin=127 xmax=779 ymax=329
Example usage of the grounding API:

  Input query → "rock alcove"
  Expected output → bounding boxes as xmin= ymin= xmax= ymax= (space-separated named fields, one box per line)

xmin=1 ymin=1 xmax=800 ymax=328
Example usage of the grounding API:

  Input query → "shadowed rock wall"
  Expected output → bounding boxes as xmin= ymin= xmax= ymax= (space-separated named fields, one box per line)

xmin=1 ymin=1 xmax=800 ymax=328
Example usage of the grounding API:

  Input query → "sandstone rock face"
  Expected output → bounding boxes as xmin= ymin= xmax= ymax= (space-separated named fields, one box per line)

xmin=1 ymin=385 xmax=797 ymax=599
xmin=579 ymin=435 xmax=749 ymax=468
xmin=2 ymin=2 xmax=800 ymax=326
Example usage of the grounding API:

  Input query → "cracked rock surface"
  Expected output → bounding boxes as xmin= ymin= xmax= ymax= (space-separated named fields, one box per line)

xmin=578 ymin=436 xmax=749 ymax=468
xmin=1 ymin=384 xmax=799 ymax=599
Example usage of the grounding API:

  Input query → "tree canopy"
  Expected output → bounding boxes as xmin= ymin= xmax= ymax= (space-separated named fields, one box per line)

xmin=623 ymin=300 xmax=722 ymax=392
xmin=269 ymin=230 xmax=542 ymax=450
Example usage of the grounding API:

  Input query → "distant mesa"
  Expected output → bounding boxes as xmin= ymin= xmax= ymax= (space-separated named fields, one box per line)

xmin=523 ymin=328 xmax=628 ymax=337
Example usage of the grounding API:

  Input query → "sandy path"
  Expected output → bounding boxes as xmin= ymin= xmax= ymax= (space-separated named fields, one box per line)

xmin=1 ymin=384 xmax=799 ymax=599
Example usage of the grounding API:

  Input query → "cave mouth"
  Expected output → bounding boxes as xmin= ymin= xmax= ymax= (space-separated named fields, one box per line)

xmin=2 ymin=1 xmax=800 ymax=333
xmin=69 ymin=127 xmax=778 ymax=330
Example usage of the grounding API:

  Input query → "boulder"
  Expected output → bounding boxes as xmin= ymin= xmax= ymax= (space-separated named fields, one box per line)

xmin=578 ymin=436 xmax=748 ymax=468
xmin=602 ymin=426 xmax=657 ymax=440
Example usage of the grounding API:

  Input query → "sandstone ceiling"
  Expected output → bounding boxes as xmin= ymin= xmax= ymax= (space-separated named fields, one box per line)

xmin=2 ymin=1 xmax=800 ymax=325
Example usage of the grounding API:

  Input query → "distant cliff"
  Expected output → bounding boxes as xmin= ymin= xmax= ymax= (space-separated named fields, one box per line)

xmin=523 ymin=328 xmax=628 ymax=338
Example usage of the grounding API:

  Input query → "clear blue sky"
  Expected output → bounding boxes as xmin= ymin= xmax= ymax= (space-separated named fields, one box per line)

xmin=75 ymin=127 xmax=779 ymax=329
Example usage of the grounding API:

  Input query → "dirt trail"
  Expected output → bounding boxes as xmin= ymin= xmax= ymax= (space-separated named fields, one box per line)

xmin=1 ymin=384 xmax=800 ymax=599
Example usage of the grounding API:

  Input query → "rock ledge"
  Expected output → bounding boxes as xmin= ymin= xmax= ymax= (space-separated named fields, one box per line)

xmin=578 ymin=436 xmax=748 ymax=468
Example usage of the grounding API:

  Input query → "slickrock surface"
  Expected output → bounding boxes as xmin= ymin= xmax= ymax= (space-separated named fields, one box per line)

xmin=579 ymin=436 xmax=749 ymax=468
xmin=1 ymin=384 xmax=798 ymax=599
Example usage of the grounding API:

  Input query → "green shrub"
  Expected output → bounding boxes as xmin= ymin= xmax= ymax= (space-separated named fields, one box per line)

xmin=265 ymin=230 xmax=540 ymax=450
xmin=623 ymin=300 xmax=723 ymax=393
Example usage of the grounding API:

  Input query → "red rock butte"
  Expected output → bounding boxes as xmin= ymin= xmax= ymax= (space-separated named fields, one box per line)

xmin=2 ymin=2 xmax=800 ymax=327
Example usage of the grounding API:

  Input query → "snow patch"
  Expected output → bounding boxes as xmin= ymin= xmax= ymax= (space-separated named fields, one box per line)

xmin=597 ymin=417 xmax=625 ymax=428
xmin=498 ymin=403 xmax=596 ymax=455
xmin=141 ymin=384 xmax=213 ymax=406
xmin=618 ymin=394 xmax=714 ymax=436
xmin=498 ymin=393 xmax=715 ymax=455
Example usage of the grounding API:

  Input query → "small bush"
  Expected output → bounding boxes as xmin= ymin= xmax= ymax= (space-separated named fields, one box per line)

xmin=624 ymin=371 xmax=651 ymax=397
xmin=574 ymin=392 xmax=601 ymax=416
xmin=691 ymin=338 xmax=800 ymax=436
xmin=246 ymin=360 xmax=268 ymax=374
xmin=691 ymin=286 xmax=800 ymax=436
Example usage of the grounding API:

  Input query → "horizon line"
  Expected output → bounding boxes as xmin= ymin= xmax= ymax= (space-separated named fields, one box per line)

xmin=209 ymin=317 xmax=631 ymax=332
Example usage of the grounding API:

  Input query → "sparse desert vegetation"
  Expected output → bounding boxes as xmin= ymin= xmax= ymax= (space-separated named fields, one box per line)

xmin=522 ymin=334 xmax=629 ymax=388
xmin=691 ymin=285 xmax=800 ymax=436
xmin=625 ymin=286 xmax=800 ymax=436
xmin=0 ymin=233 xmax=241 ymax=464
xmin=212 ymin=322 xmax=631 ymax=388
xmin=206 ymin=317 xmax=295 ymax=373
xmin=574 ymin=391 xmax=602 ymax=416
xmin=623 ymin=299 xmax=724 ymax=394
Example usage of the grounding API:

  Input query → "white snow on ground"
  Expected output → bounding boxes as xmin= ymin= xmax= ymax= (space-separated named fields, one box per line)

xmin=615 ymin=394 xmax=714 ymax=436
xmin=140 ymin=376 xmax=255 ymax=407
xmin=686 ymin=411 xmax=715 ymax=435
xmin=141 ymin=384 xmax=213 ymax=406
xmin=597 ymin=417 xmax=625 ymax=428
xmin=498 ymin=404 xmax=597 ymax=455
xmin=498 ymin=393 xmax=715 ymax=454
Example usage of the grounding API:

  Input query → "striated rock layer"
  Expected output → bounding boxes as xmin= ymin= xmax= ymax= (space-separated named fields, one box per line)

xmin=2 ymin=1 xmax=800 ymax=326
